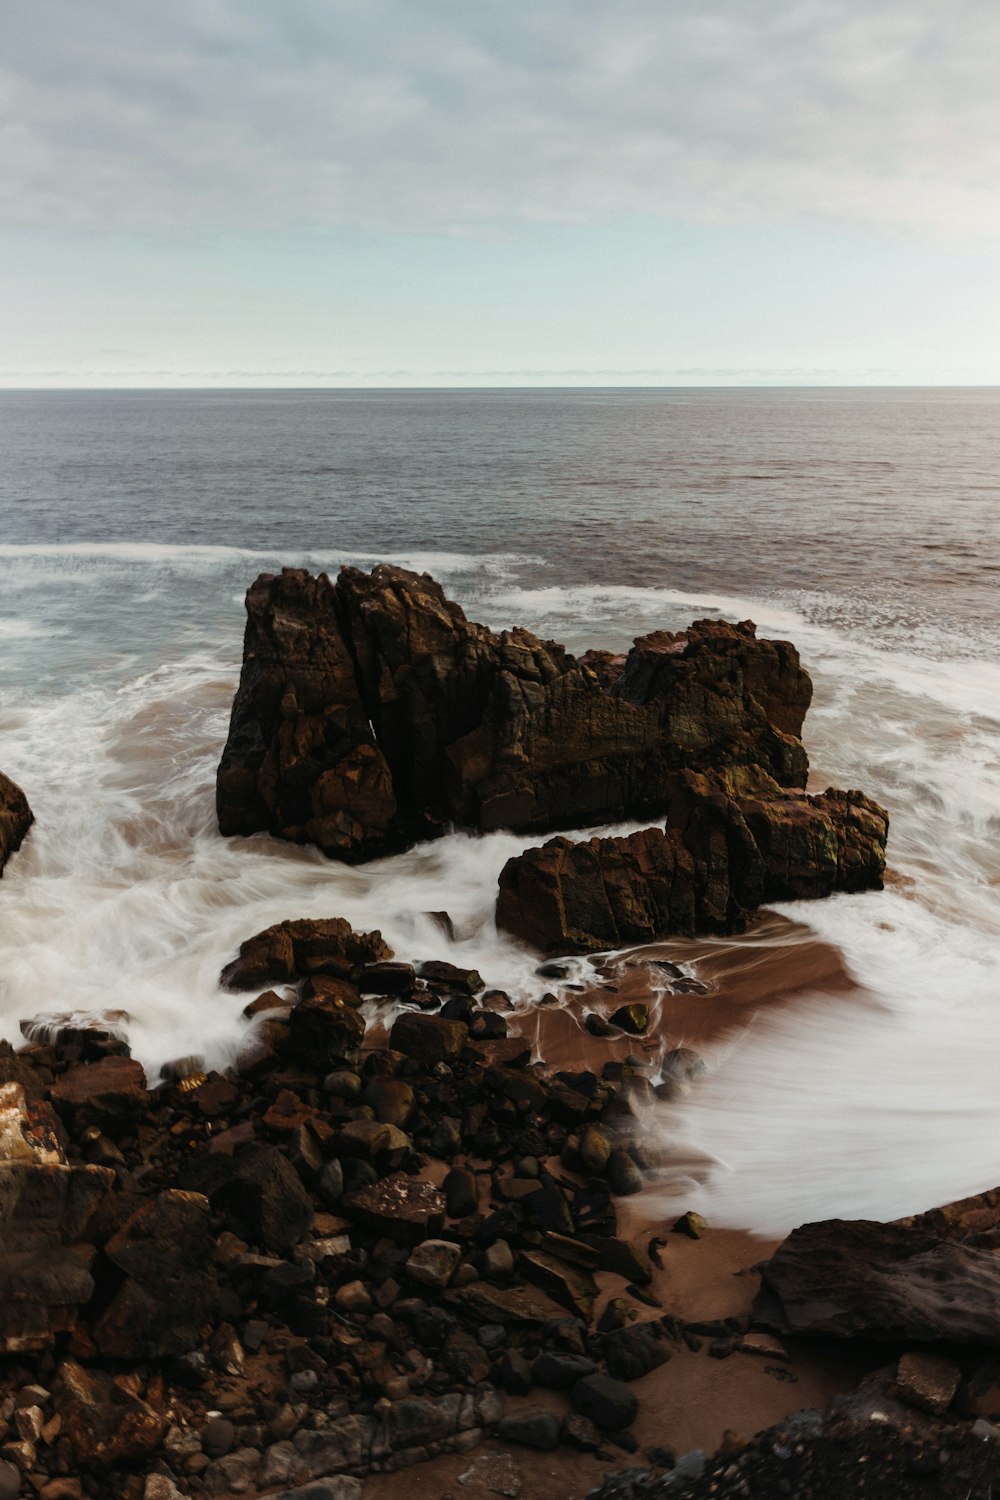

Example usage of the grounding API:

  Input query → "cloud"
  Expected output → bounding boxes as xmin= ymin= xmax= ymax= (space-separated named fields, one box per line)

xmin=3 ymin=0 xmax=1000 ymax=240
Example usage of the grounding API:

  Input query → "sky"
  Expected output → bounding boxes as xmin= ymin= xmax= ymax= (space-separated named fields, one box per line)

xmin=3 ymin=0 xmax=1000 ymax=387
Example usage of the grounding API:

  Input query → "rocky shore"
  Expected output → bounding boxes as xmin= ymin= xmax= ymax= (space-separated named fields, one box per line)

xmin=0 ymin=908 xmax=997 ymax=1499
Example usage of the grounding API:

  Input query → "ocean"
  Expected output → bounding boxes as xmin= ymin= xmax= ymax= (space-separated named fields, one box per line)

xmin=1 ymin=386 xmax=998 ymax=1235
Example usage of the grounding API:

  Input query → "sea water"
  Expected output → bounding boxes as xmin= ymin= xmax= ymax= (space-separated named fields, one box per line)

xmin=1 ymin=387 xmax=998 ymax=1234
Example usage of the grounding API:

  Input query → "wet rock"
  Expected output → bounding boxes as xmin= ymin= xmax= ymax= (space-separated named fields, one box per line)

xmin=601 ymin=1323 xmax=672 ymax=1381
xmin=289 ymin=991 xmax=365 ymax=1069
xmin=562 ymin=1412 xmax=602 ymax=1451
xmin=497 ymin=768 xmax=888 ymax=953
xmin=334 ymin=1280 xmax=372 ymax=1314
xmin=182 ymin=1142 xmax=314 ymax=1252
xmin=531 ymin=1352 xmax=597 ymax=1389
xmin=518 ymin=1249 xmax=597 ymax=1320
xmin=895 ymin=1351 xmax=961 ymax=1416
xmin=202 ymin=1417 xmax=236 ymax=1459
xmin=457 ymin=1452 xmax=522 ymax=1497
xmin=218 ymin=568 xmax=814 ymax=861
xmin=362 ymin=1078 xmax=416 ymax=1127
xmin=571 ymin=1373 xmax=639 ymax=1431
xmin=0 ymin=772 xmax=32 ymax=875
xmin=756 ymin=1210 xmax=1000 ymax=1344
xmin=389 ymin=1012 xmax=468 ymax=1066
xmin=50 ymin=1056 xmax=147 ymax=1126
xmin=445 ymin=1167 xmax=478 ymax=1219
xmin=609 ymin=1004 xmax=650 ymax=1035
xmin=579 ymin=1124 xmax=612 ymax=1174
xmin=608 ymin=1150 xmax=642 ymax=1197
xmin=337 ymin=1119 xmax=411 ymax=1168
xmin=496 ymin=1408 xmax=560 ymax=1451
xmin=406 ymin=1239 xmax=462 ymax=1289
xmin=53 ymin=1358 xmax=165 ymax=1468
xmin=418 ymin=960 xmax=485 ymax=994
xmin=221 ymin=916 xmax=390 ymax=990
xmin=672 ymin=1210 xmax=708 ymax=1239
xmin=92 ymin=1189 xmax=219 ymax=1358
xmin=358 ymin=961 xmax=416 ymax=996
xmin=343 ymin=1172 xmax=446 ymax=1242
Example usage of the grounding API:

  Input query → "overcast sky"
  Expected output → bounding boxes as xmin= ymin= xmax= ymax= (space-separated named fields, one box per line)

xmin=3 ymin=0 xmax=1000 ymax=386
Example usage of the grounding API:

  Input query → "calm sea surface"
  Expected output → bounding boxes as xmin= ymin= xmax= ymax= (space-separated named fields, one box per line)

xmin=1 ymin=387 xmax=999 ymax=1232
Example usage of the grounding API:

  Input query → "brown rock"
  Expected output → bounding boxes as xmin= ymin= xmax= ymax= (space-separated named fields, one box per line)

xmin=288 ymin=990 xmax=365 ymax=1068
xmin=894 ymin=1350 xmax=961 ymax=1415
xmin=389 ymin=1012 xmax=467 ymax=1067
xmin=0 ymin=772 xmax=32 ymax=875
xmin=221 ymin=916 xmax=390 ymax=989
xmin=50 ymin=1056 xmax=148 ymax=1126
xmin=756 ymin=1207 xmax=1000 ymax=1345
xmin=53 ymin=1359 xmax=165 ymax=1468
xmin=342 ymin=1172 xmax=446 ymax=1242
xmin=216 ymin=567 xmax=815 ymax=861
xmin=497 ymin=767 xmax=888 ymax=953
xmin=91 ymin=1190 xmax=219 ymax=1358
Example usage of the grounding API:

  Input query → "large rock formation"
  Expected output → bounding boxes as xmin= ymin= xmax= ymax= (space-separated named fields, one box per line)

xmin=0 ymin=770 xmax=32 ymax=875
xmin=217 ymin=566 xmax=812 ymax=861
xmin=496 ymin=767 xmax=889 ymax=953
xmin=754 ymin=1188 xmax=1000 ymax=1345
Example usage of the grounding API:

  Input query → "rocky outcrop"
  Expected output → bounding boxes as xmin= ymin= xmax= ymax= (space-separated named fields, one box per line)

xmin=496 ymin=767 xmax=889 ymax=952
xmin=754 ymin=1189 xmax=1000 ymax=1345
xmin=0 ymin=770 xmax=32 ymax=875
xmin=217 ymin=566 xmax=813 ymax=861
xmin=0 ymin=1080 xmax=113 ymax=1352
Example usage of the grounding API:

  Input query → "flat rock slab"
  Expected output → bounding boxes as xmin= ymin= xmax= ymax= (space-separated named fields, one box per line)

xmin=343 ymin=1172 xmax=446 ymax=1242
xmin=756 ymin=1216 xmax=1000 ymax=1344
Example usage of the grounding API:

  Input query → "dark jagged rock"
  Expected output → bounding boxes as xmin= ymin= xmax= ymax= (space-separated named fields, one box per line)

xmin=755 ymin=1191 xmax=1000 ymax=1345
xmin=497 ymin=766 xmax=889 ymax=953
xmin=217 ymin=566 xmax=813 ymax=860
xmin=0 ymin=771 xmax=32 ymax=875
xmin=91 ymin=1190 xmax=219 ymax=1358
xmin=49 ymin=1056 xmax=148 ymax=1127
xmin=221 ymin=916 xmax=390 ymax=990
xmin=181 ymin=1142 xmax=314 ymax=1253
xmin=53 ymin=1359 xmax=166 ymax=1468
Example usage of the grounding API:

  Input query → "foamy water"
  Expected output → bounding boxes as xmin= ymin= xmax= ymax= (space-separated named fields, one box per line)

xmin=2 ymin=387 xmax=999 ymax=1235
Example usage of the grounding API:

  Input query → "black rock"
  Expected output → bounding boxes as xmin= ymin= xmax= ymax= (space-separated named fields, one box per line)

xmin=496 ymin=1407 xmax=561 ymax=1451
xmin=572 ymin=1373 xmax=639 ymax=1431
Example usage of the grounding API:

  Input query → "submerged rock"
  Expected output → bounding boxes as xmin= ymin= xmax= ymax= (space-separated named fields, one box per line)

xmin=0 ymin=771 xmax=32 ymax=876
xmin=496 ymin=766 xmax=888 ymax=953
xmin=217 ymin=566 xmax=813 ymax=861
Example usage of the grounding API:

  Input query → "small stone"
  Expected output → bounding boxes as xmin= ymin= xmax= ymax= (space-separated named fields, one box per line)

xmin=609 ymin=1004 xmax=650 ymax=1035
xmin=457 ymin=1452 xmax=523 ymax=1497
xmin=571 ymin=1373 xmax=639 ymax=1431
xmin=738 ymin=1332 xmax=789 ymax=1362
xmin=607 ymin=1150 xmax=642 ymax=1197
xmin=444 ymin=1167 xmax=478 ymax=1218
xmin=202 ymin=1416 xmax=236 ymax=1459
xmin=671 ymin=1210 xmax=707 ymax=1239
xmin=334 ymin=1279 xmax=372 ymax=1314
xmin=289 ymin=1370 xmax=319 ymax=1394
xmin=483 ymin=1240 xmax=515 ymax=1277
xmin=531 ymin=1352 xmax=596 ymax=1389
xmin=405 ymin=1239 xmax=462 ymax=1290
xmin=562 ymin=1413 xmax=601 ymax=1450
xmin=895 ymin=1351 xmax=961 ymax=1417
xmin=496 ymin=1408 xmax=560 ymax=1451
xmin=143 ymin=1479 xmax=183 ymax=1500
xmin=0 ymin=1462 xmax=20 ymax=1500
xmin=579 ymin=1125 xmax=612 ymax=1174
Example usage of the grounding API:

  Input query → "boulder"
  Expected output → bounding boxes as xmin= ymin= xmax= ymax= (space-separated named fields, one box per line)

xmin=389 ymin=1012 xmax=468 ymax=1067
xmin=53 ymin=1359 xmax=166 ymax=1468
xmin=217 ymin=566 xmax=814 ymax=861
xmin=91 ymin=1190 xmax=219 ymax=1358
xmin=182 ymin=1142 xmax=314 ymax=1253
xmin=221 ymin=917 xmax=389 ymax=989
xmin=755 ymin=1198 xmax=1000 ymax=1345
xmin=0 ymin=1082 xmax=113 ymax=1351
xmin=497 ymin=767 xmax=888 ymax=952
xmin=49 ymin=1056 xmax=148 ymax=1127
xmin=0 ymin=771 xmax=32 ymax=875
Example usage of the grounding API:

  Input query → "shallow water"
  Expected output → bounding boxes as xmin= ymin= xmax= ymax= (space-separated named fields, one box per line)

xmin=1 ymin=388 xmax=998 ymax=1234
